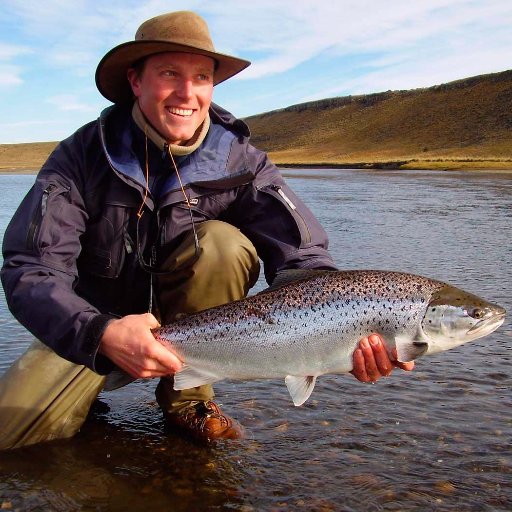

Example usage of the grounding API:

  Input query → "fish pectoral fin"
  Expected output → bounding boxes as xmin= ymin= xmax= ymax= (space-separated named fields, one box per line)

xmin=395 ymin=335 xmax=429 ymax=362
xmin=173 ymin=365 xmax=221 ymax=390
xmin=285 ymin=375 xmax=317 ymax=406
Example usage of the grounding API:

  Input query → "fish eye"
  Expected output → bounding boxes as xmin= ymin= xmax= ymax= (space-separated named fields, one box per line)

xmin=469 ymin=308 xmax=485 ymax=319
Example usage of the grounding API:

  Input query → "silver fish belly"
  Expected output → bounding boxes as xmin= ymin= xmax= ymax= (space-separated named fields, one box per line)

xmin=153 ymin=270 xmax=505 ymax=406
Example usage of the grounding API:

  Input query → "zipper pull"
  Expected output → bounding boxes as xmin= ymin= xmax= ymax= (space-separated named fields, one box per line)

xmin=272 ymin=185 xmax=296 ymax=210
xmin=41 ymin=184 xmax=56 ymax=216
xmin=124 ymin=235 xmax=133 ymax=254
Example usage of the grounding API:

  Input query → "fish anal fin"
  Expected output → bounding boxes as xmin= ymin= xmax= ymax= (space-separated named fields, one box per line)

xmin=173 ymin=364 xmax=221 ymax=390
xmin=395 ymin=335 xmax=429 ymax=362
xmin=285 ymin=375 xmax=317 ymax=406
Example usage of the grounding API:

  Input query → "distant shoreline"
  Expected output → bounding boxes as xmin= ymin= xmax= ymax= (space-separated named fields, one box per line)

xmin=2 ymin=158 xmax=512 ymax=176
xmin=0 ymin=168 xmax=41 ymax=175
xmin=277 ymin=161 xmax=512 ymax=172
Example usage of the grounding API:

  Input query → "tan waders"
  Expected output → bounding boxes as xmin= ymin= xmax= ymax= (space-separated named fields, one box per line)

xmin=0 ymin=221 xmax=260 ymax=449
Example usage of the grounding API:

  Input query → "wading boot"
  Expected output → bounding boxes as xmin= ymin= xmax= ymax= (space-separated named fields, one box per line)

xmin=155 ymin=377 xmax=243 ymax=441
xmin=163 ymin=400 xmax=244 ymax=442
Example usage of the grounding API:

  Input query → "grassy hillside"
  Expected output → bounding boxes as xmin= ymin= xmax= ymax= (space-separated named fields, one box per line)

xmin=245 ymin=70 xmax=512 ymax=169
xmin=0 ymin=142 xmax=57 ymax=173
xmin=1 ymin=70 xmax=511 ymax=172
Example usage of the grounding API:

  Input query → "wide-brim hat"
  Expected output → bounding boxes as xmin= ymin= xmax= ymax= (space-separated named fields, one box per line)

xmin=95 ymin=11 xmax=251 ymax=104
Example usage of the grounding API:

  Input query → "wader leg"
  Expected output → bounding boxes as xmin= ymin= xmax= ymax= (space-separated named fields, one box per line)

xmin=0 ymin=340 xmax=105 ymax=450
xmin=155 ymin=220 xmax=260 ymax=413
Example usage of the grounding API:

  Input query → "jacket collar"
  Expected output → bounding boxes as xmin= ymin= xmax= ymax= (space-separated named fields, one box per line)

xmin=98 ymin=103 xmax=254 ymax=203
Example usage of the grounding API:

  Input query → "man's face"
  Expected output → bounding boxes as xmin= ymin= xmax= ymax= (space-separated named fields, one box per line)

xmin=128 ymin=52 xmax=214 ymax=145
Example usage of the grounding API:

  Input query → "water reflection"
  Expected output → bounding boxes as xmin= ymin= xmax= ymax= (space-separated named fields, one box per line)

xmin=0 ymin=170 xmax=511 ymax=511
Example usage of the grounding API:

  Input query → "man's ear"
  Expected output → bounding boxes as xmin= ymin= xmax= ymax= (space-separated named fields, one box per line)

xmin=127 ymin=68 xmax=141 ymax=98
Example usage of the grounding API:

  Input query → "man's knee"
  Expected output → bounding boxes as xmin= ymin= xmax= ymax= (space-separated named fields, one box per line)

xmin=195 ymin=221 xmax=259 ymax=273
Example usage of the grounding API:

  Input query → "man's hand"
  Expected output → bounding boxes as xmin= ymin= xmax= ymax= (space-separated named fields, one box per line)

xmin=99 ymin=313 xmax=182 ymax=379
xmin=351 ymin=333 xmax=415 ymax=383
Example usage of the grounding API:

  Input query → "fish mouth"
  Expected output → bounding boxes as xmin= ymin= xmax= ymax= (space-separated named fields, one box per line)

xmin=467 ymin=311 xmax=506 ymax=336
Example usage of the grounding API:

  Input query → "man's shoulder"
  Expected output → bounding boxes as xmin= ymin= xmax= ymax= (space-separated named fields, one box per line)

xmin=209 ymin=102 xmax=250 ymax=139
xmin=58 ymin=115 xmax=102 ymax=151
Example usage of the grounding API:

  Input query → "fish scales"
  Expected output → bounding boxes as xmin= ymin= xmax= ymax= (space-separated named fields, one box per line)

xmin=153 ymin=270 xmax=505 ymax=406
xmin=157 ymin=272 xmax=433 ymax=378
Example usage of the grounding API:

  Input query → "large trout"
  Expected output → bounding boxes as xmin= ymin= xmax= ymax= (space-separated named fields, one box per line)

xmin=153 ymin=270 xmax=506 ymax=406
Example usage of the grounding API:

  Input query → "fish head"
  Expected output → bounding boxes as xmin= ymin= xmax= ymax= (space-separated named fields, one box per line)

xmin=420 ymin=284 xmax=506 ymax=355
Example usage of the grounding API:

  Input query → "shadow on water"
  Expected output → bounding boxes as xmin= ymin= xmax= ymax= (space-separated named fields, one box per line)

xmin=1 ymin=170 xmax=511 ymax=511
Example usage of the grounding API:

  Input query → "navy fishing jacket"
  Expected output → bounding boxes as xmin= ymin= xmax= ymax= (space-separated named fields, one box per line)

xmin=1 ymin=102 xmax=336 ymax=373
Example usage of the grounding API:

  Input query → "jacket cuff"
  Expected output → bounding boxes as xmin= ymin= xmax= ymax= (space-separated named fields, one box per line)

xmin=82 ymin=313 xmax=117 ymax=374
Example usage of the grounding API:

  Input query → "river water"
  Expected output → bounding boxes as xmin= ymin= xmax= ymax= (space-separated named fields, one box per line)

xmin=0 ymin=169 xmax=511 ymax=511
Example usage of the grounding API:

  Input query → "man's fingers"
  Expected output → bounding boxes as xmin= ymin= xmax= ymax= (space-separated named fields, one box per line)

xmin=360 ymin=337 xmax=380 ymax=382
xmin=368 ymin=334 xmax=393 ymax=376
xmin=351 ymin=347 xmax=369 ymax=382
xmin=351 ymin=334 xmax=415 ymax=383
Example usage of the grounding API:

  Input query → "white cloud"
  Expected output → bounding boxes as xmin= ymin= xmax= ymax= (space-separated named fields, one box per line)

xmin=4 ymin=0 xmax=512 ymax=82
xmin=0 ymin=42 xmax=31 ymax=60
xmin=0 ymin=64 xmax=24 ymax=86
xmin=0 ymin=43 xmax=31 ymax=87
xmin=1 ymin=0 xmax=512 ymax=140
xmin=46 ymin=94 xmax=97 ymax=113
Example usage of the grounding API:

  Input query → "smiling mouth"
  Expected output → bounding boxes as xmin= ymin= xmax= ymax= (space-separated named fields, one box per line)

xmin=167 ymin=107 xmax=194 ymax=117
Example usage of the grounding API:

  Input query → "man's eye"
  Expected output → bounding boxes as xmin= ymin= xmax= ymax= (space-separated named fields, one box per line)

xmin=162 ymin=70 xmax=177 ymax=77
xmin=198 ymin=74 xmax=211 ymax=81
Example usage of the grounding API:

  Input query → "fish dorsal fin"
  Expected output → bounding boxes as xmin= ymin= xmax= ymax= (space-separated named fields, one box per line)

xmin=395 ymin=335 xmax=429 ymax=362
xmin=267 ymin=269 xmax=330 ymax=291
xmin=285 ymin=375 xmax=317 ymax=406
xmin=173 ymin=365 xmax=221 ymax=390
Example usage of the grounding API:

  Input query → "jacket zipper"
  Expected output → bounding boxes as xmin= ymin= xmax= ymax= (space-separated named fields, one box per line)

xmin=269 ymin=185 xmax=311 ymax=244
xmin=26 ymin=184 xmax=57 ymax=250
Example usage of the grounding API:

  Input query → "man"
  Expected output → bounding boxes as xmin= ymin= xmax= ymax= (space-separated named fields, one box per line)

xmin=0 ymin=11 xmax=413 ymax=449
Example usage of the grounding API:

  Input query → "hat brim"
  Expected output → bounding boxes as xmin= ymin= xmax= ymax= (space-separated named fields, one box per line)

xmin=96 ymin=40 xmax=251 ymax=104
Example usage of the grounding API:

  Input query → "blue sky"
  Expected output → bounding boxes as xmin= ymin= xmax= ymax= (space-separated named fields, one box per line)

xmin=1 ymin=0 xmax=511 ymax=143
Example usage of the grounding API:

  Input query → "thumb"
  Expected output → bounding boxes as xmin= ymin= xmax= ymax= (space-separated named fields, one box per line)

xmin=154 ymin=341 xmax=183 ymax=372
xmin=145 ymin=312 xmax=161 ymax=329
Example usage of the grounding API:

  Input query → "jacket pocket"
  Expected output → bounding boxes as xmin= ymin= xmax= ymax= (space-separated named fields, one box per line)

xmin=259 ymin=184 xmax=312 ymax=246
xmin=26 ymin=182 xmax=71 ymax=252
xmin=79 ymin=204 xmax=131 ymax=279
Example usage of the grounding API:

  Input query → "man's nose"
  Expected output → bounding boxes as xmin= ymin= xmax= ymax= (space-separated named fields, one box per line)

xmin=176 ymin=78 xmax=193 ymax=99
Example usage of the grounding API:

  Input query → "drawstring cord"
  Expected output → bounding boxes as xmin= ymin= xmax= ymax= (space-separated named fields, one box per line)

xmin=135 ymin=124 xmax=201 ymax=312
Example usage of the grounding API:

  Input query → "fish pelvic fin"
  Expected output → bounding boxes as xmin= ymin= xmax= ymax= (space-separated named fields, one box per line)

xmin=395 ymin=334 xmax=429 ymax=362
xmin=173 ymin=364 xmax=221 ymax=390
xmin=285 ymin=375 xmax=317 ymax=406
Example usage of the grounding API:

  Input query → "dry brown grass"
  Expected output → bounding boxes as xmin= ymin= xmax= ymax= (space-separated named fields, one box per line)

xmin=246 ymin=70 xmax=512 ymax=170
xmin=0 ymin=142 xmax=57 ymax=173
xmin=1 ymin=70 xmax=511 ymax=173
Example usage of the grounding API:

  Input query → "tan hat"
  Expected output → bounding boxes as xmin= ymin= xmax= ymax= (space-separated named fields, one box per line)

xmin=95 ymin=11 xmax=251 ymax=104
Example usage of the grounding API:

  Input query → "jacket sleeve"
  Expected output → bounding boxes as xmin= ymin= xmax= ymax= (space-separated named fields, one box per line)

xmin=231 ymin=145 xmax=338 ymax=284
xmin=1 ymin=133 xmax=115 ymax=372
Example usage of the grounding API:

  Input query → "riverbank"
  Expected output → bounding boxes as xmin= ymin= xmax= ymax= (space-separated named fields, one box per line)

xmin=2 ymin=160 xmax=512 ymax=175
xmin=275 ymin=159 xmax=512 ymax=171
xmin=1 ymin=145 xmax=512 ymax=175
